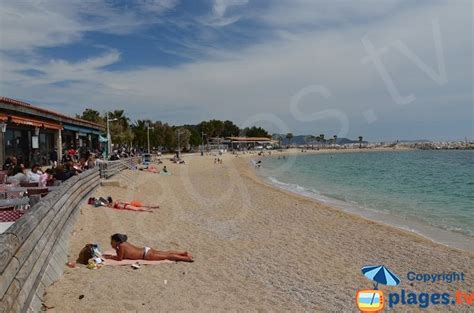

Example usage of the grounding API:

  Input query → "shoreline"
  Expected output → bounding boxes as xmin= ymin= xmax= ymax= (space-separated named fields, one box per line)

xmin=245 ymin=149 xmax=474 ymax=253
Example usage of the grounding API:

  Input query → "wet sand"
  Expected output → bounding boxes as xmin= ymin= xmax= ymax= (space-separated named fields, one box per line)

xmin=44 ymin=152 xmax=473 ymax=312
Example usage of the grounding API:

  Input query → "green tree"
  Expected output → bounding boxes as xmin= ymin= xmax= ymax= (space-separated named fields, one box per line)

xmin=131 ymin=120 xmax=151 ymax=149
xmin=108 ymin=110 xmax=130 ymax=129
xmin=319 ymin=134 xmax=325 ymax=148
xmin=359 ymin=136 xmax=364 ymax=148
xmin=162 ymin=123 xmax=176 ymax=150
xmin=197 ymin=121 xmax=214 ymax=138
xmin=286 ymin=133 xmax=294 ymax=146
xmin=174 ymin=128 xmax=191 ymax=151
xmin=272 ymin=134 xmax=284 ymax=147
xmin=242 ymin=126 xmax=270 ymax=138
xmin=307 ymin=135 xmax=316 ymax=149
xmin=222 ymin=120 xmax=240 ymax=137
xmin=304 ymin=135 xmax=312 ymax=148
xmin=333 ymin=135 xmax=338 ymax=148
xmin=181 ymin=125 xmax=201 ymax=148
xmin=106 ymin=110 xmax=133 ymax=146
xmin=77 ymin=109 xmax=104 ymax=125
xmin=198 ymin=120 xmax=225 ymax=138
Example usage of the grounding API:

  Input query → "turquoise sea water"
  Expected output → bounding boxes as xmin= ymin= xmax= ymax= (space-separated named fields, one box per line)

xmin=258 ymin=150 xmax=474 ymax=241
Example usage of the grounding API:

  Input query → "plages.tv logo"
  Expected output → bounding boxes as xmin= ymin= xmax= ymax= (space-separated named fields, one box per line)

xmin=356 ymin=265 xmax=400 ymax=313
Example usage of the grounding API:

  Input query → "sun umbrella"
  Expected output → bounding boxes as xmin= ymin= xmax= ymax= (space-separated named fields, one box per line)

xmin=361 ymin=265 xmax=400 ymax=304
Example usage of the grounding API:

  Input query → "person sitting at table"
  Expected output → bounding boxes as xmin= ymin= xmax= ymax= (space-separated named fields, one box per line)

xmin=86 ymin=156 xmax=96 ymax=169
xmin=6 ymin=165 xmax=28 ymax=185
xmin=65 ymin=162 xmax=81 ymax=175
xmin=74 ymin=159 xmax=85 ymax=173
xmin=27 ymin=164 xmax=43 ymax=183
xmin=53 ymin=165 xmax=76 ymax=181
xmin=3 ymin=156 xmax=18 ymax=171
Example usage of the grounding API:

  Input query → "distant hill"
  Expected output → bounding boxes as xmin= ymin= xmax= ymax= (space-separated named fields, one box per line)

xmin=272 ymin=134 xmax=366 ymax=145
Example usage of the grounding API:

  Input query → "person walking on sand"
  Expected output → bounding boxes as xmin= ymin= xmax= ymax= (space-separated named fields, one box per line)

xmin=107 ymin=234 xmax=194 ymax=262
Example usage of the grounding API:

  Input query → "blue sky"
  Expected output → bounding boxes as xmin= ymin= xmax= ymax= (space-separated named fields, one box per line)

xmin=0 ymin=0 xmax=472 ymax=141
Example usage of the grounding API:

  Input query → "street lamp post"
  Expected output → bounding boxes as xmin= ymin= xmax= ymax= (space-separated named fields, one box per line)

xmin=201 ymin=132 xmax=206 ymax=156
xmin=176 ymin=129 xmax=181 ymax=159
xmin=146 ymin=122 xmax=154 ymax=154
xmin=0 ymin=122 xmax=6 ymax=166
xmin=106 ymin=112 xmax=118 ymax=159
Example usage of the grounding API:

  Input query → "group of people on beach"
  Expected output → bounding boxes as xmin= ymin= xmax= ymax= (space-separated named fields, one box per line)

xmin=2 ymin=157 xmax=49 ymax=185
xmin=2 ymin=149 xmax=97 ymax=186
xmin=170 ymin=155 xmax=185 ymax=164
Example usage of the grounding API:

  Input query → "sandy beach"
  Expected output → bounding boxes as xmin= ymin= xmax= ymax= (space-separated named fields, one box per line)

xmin=44 ymin=152 xmax=473 ymax=312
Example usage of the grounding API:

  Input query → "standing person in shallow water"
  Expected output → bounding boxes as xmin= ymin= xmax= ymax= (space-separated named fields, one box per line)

xmin=108 ymin=234 xmax=193 ymax=262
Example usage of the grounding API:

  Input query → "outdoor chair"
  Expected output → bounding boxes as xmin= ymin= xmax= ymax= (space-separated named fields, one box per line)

xmin=20 ymin=182 xmax=39 ymax=187
xmin=0 ymin=172 xmax=7 ymax=184
xmin=27 ymin=187 xmax=49 ymax=197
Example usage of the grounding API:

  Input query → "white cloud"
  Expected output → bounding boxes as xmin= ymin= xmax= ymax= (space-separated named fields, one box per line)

xmin=259 ymin=0 xmax=404 ymax=29
xmin=202 ymin=0 xmax=249 ymax=26
xmin=140 ymin=0 xmax=180 ymax=13
xmin=0 ymin=0 xmax=179 ymax=50
xmin=0 ymin=0 xmax=472 ymax=140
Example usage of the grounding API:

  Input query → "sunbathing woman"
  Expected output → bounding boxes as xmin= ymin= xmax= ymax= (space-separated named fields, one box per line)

xmin=108 ymin=234 xmax=193 ymax=262
xmin=106 ymin=200 xmax=159 ymax=212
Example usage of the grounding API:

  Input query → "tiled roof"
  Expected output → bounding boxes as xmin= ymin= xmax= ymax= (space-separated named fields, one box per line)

xmin=227 ymin=137 xmax=272 ymax=141
xmin=0 ymin=96 xmax=105 ymax=130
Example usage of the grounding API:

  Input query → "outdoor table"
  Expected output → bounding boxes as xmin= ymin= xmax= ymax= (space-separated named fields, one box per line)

xmin=4 ymin=187 xmax=28 ymax=193
xmin=26 ymin=187 xmax=49 ymax=197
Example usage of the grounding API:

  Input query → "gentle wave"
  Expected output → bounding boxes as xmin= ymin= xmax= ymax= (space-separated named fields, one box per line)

xmin=267 ymin=176 xmax=328 ymax=202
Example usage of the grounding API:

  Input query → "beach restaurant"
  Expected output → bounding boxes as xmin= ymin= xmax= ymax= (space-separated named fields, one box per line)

xmin=0 ymin=96 xmax=104 ymax=167
xmin=225 ymin=136 xmax=276 ymax=150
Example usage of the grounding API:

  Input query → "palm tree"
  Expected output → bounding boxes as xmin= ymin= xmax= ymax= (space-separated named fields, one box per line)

xmin=309 ymin=135 xmax=316 ymax=149
xmin=277 ymin=134 xmax=283 ymax=148
xmin=304 ymin=135 xmax=315 ymax=149
xmin=108 ymin=110 xmax=130 ymax=128
xmin=359 ymin=136 xmax=363 ymax=148
xmin=286 ymin=133 xmax=293 ymax=147
xmin=106 ymin=110 xmax=133 ymax=146
xmin=319 ymin=134 xmax=325 ymax=148
xmin=333 ymin=135 xmax=338 ymax=148
xmin=272 ymin=134 xmax=283 ymax=148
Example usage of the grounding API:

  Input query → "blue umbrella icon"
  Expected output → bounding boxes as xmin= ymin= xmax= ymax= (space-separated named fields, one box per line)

xmin=361 ymin=265 xmax=400 ymax=304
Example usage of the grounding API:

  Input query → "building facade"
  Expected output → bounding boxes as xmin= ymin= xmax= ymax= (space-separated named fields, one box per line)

xmin=0 ymin=97 xmax=104 ymax=167
xmin=224 ymin=137 xmax=276 ymax=150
